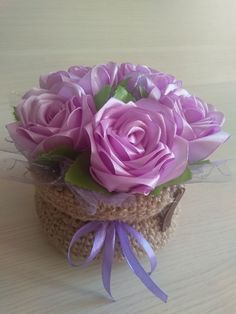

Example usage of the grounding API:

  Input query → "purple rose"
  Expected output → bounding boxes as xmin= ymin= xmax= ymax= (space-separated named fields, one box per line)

xmin=118 ymin=62 xmax=182 ymax=100
xmin=118 ymin=63 xmax=156 ymax=78
xmin=85 ymin=97 xmax=188 ymax=195
xmin=68 ymin=65 xmax=91 ymax=79
xmin=68 ymin=62 xmax=119 ymax=96
xmin=39 ymin=70 xmax=86 ymax=100
xmin=6 ymin=92 xmax=96 ymax=159
xmin=161 ymin=92 xmax=230 ymax=163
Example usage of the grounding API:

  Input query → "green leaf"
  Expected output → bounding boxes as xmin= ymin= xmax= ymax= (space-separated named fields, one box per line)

xmin=13 ymin=106 xmax=20 ymax=121
xmin=118 ymin=77 xmax=131 ymax=88
xmin=65 ymin=152 xmax=109 ymax=194
xmin=113 ymin=85 xmax=135 ymax=103
xmin=94 ymin=85 xmax=112 ymax=110
xmin=35 ymin=146 xmax=78 ymax=166
xmin=139 ymin=86 xmax=149 ymax=98
xmin=151 ymin=167 xmax=192 ymax=196
xmin=94 ymin=78 xmax=134 ymax=111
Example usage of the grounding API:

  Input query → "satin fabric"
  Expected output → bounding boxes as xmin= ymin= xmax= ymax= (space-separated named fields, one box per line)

xmin=68 ymin=220 xmax=168 ymax=302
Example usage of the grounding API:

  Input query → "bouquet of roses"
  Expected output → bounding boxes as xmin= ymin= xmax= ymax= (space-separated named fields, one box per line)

xmin=6 ymin=62 xmax=230 ymax=302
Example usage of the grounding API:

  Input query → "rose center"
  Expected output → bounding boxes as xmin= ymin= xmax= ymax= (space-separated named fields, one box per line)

xmin=181 ymin=97 xmax=206 ymax=123
xmin=46 ymin=102 xmax=64 ymax=123
xmin=127 ymin=126 xmax=145 ymax=145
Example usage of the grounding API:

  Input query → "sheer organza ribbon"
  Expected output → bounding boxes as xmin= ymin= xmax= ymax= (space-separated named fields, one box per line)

xmin=67 ymin=220 xmax=168 ymax=303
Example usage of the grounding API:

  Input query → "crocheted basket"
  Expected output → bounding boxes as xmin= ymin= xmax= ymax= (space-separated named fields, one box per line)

xmin=34 ymin=181 xmax=185 ymax=261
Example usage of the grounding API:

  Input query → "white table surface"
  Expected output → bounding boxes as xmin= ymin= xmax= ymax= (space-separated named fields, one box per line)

xmin=0 ymin=1 xmax=236 ymax=313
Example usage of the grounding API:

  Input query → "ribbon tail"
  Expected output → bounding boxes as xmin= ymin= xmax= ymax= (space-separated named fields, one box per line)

xmin=117 ymin=222 xmax=168 ymax=303
xmin=102 ymin=222 xmax=116 ymax=299
xmin=84 ymin=222 xmax=108 ymax=264
xmin=67 ymin=221 xmax=101 ymax=266
xmin=124 ymin=223 xmax=157 ymax=274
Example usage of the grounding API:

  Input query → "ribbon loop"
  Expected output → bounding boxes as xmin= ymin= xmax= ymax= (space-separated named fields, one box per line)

xmin=123 ymin=222 xmax=157 ymax=274
xmin=102 ymin=223 xmax=116 ymax=299
xmin=117 ymin=222 xmax=168 ymax=303
xmin=84 ymin=222 xmax=108 ymax=264
xmin=68 ymin=220 xmax=168 ymax=302
xmin=67 ymin=221 xmax=101 ymax=266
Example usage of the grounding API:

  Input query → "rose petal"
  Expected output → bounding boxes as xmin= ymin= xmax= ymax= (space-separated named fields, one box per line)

xmin=32 ymin=135 xmax=74 ymax=157
xmin=158 ymin=136 xmax=189 ymax=185
xmin=188 ymin=131 xmax=230 ymax=163
xmin=6 ymin=122 xmax=37 ymax=157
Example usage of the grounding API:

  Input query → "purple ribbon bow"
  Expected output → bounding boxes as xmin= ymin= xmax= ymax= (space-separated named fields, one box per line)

xmin=67 ymin=221 xmax=168 ymax=303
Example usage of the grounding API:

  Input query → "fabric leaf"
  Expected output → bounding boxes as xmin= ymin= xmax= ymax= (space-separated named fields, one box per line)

xmin=65 ymin=152 xmax=109 ymax=194
xmin=151 ymin=167 xmax=192 ymax=195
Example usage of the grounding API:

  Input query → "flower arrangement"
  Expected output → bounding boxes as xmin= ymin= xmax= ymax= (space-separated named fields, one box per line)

xmin=6 ymin=62 xmax=230 ymax=302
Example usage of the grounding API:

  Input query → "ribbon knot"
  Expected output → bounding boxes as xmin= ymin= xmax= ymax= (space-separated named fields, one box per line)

xmin=68 ymin=221 xmax=168 ymax=303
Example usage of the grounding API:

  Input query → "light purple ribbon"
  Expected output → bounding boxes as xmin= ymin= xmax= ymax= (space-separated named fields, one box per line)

xmin=67 ymin=221 xmax=168 ymax=303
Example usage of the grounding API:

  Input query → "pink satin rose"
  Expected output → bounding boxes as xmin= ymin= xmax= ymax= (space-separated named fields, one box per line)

xmin=118 ymin=62 xmax=182 ymax=100
xmin=85 ymin=97 xmax=188 ymax=195
xmin=39 ymin=69 xmax=88 ymax=100
xmin=68 ymin=62 xmax=119 ymax=96
xmin=161 ymin=92 xmax=230 ymax=163
xmin=6 ymin=92 xmax=96 ymax=159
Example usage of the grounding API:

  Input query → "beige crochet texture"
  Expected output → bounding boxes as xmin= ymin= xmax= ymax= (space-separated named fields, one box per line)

xmin=35 ymin=182 xmax=185 ymax=261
